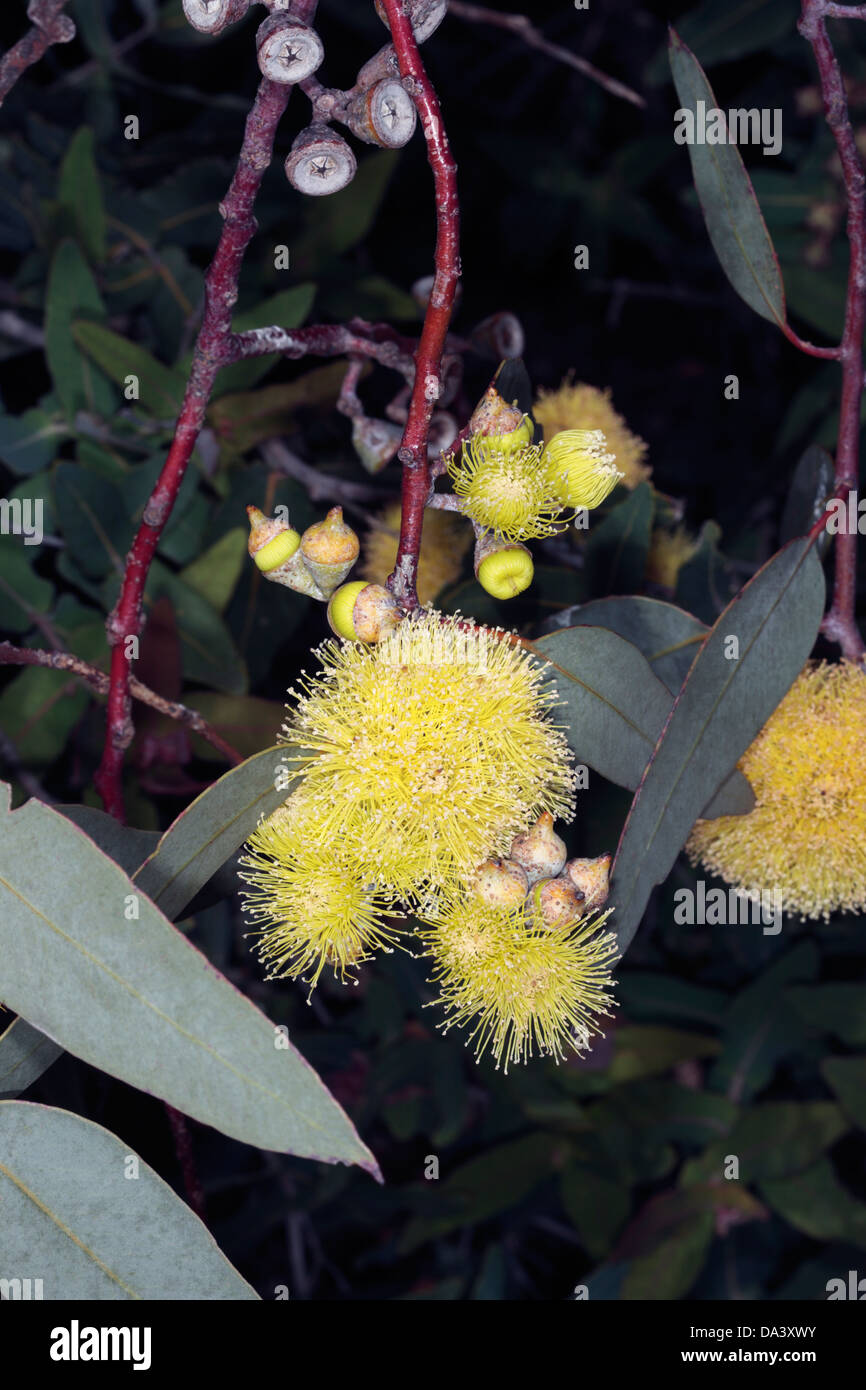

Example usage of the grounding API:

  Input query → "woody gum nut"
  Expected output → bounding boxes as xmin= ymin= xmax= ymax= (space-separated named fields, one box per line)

xmin=565 ymin=855 xmax=611 ymax=913
xmin=301 ymin=507 xmax=360 ymax=597
xmin=470 ymin=312 xmax=526 ymax=361
xmin=375 ymin=0 xmax=447 ymax=43
xmin=472 ymin=858 xmax=529 ymax=910
xmin=527 ymin=877 xmax=586 ymax=932
xmin=183 ymin=0 xmax=249 ymax=35
xmin=256 ymin=14 xmax=324 ymax=84
xmin=428 ymin=412 xmax=458 ymax=457
xmin=352 ymin=416 xmax=402 ymax=474
xmin=286 ymin=125 xmax=356 ymax=197
xmin=349 ymin=80 xmax=417 ymax=149
xmin=510 ymin=812 xmax=567 ymax=885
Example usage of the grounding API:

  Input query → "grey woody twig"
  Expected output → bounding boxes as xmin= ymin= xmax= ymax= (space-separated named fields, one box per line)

xmin=0 ymin=0 xmax=75 ymax=107
xmin=446 ymin=1 xmax=645 ymax=109
xmin=0 ymin=642 xmax=242 ymax=765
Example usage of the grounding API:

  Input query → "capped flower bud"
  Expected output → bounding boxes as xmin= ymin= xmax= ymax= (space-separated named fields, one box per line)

xmin=526 ymin=876 xmax=586 ymax=932
xmin=183 ymin=0 xmax=249 ymax=35
xmin=544 ymin=429 xmax=623 ymax=510
xmin=301 ymin=507 xmax=360 ymax=596
xmin=328 ymin=580 xmax=402 ymax=643
xmin=246 ymin=505 xmax=325 ymax=600
xmin=349 ymin=79 xmax=417 ymax=149
xmin=256 ymin=13 xmax=324 ymax=84
xmin=286 ymin=124 xmax=357 ymax=197
xmin=564 ymin=854 xmax=611 ymax=914
xmin=246 ymin=505 xmax=301 ymax=572
xmin=510 ymin=812 xmax=567 ymax=885
xmin=472 ymin=857 xmax=529 ymax=910
xmin=352 ymin=415 xmax=402 ymax=474
xmin=375 ymin=0 xmax=447 ymax=43
xmin=475 ymin=533 xmax=534 ymax=600
xmin=469 ymin=384 xmax=525 ymax=441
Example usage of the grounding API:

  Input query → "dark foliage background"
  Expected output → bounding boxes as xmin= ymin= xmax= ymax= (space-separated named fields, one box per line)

xmin=1 ymin=0 xmax=865 ymax=1301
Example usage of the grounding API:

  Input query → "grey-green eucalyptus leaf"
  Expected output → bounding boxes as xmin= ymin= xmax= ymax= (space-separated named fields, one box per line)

xmin=0 ymin=786 xmax=380 ymax=1177
xmin=0 ymin=1101 xmax=258 ymax=1299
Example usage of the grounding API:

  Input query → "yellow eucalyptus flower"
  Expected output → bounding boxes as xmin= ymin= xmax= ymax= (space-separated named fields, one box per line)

xmin=534 ymin=376 xmax=650 ymax=489
xmin=240 ymin=800 xmax=402 ymax=988
xmin=688 ymin=661 xmax=866 ymax=919
xmin=421 ymin=890 xmax=618 ymax=1071
xmin=448 ymin=434 xmax=570 ymax=541
xmin=544 ymin=429 xmax=623 ymax=510
xmin=276 ymin=612 xmax=576 ymax=897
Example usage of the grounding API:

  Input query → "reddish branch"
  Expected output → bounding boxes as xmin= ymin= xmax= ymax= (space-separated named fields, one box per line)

xmin=447 ymin=1 xmax=645 ymax=110
xmin=0 ymin=0 xmax=75 ymax=107
xmin=379 ymin=0 xmax=461 ymax=609
xmin=94 ymin=70 xmax=302 ymax=818
xmin=0 ymin=642 xmax=242 ymax=765
xmin=799 ymin=0 xmax=866 ymax=660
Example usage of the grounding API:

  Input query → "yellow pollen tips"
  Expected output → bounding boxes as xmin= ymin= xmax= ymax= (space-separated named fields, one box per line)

xmin=477 ymin=543 xmax=534 ymax=599
xmin=543 ymin=429 xmax=623 ymax=510
xmin=534 ymin=377 xmax=650 ymax=490
xmin=253 ymin=529 xmax=301 ymax=573
xmin=688 ymin=660 xmax=866 ymax=920
xmin=448 ymin=432 xmax=569 ymax=542
xmin=327 ymin=580 xmax=368 ymax=640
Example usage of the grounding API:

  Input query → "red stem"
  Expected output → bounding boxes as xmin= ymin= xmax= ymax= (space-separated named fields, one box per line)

xmin=799 ymin=0 xmax=866 ymax=660
xmin=94 ymin=75 xmax=298 ymax=818
xmin=379 ymin=0 xmax=461 ymax=610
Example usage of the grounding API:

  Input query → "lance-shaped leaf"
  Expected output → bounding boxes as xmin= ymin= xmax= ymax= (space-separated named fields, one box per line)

xmin=542 ymin=595 xmax=708 ymax=693
xmin=0 ymin=786 xmax=380 ymax=1176
xmin=669 ymin=28 xmax=787 ymax=328
xmin=0 ymin=1018 xmax=63 ymax=1099
xmin=134 ymin=744 xmax=291 ymax=921
xmin=0 ymin=1102 xmax=258 ymax=1299
xmin=609 ymin=536 xmax=825 ymax=954
xmin=528 ymin=626 xmax=752 ymax=816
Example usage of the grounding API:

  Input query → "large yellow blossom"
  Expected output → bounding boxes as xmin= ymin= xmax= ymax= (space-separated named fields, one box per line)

xmin=534 ymin=377 xmax=650 ymax=490
xmin=420 ymin=890 xmax=618 ymax=1071
xmin=359 ymin=501 xmax=471 ymax=605
xmin=240 ymin=800 xmax=403 ymax=987
xmin=688 ymin=661 xmax=866 ymax=919
xmin=275 ymin=612 xmax=576 ymax=897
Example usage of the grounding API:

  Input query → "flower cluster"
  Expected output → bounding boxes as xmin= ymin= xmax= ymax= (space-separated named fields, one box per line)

xmin=448 ymin=426 xmax=622 ymax=543
xmin=688 ymin=661 xmax=866 ymax=919
xmin=240 ymin=612 xmax=618 ymax=1067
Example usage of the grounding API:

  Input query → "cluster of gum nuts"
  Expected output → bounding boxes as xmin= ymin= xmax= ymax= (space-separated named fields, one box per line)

xmin=182 ymin=0 xmax=446 ymax=195
xmin=473 ymin=814 xmax=611 ymax=928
